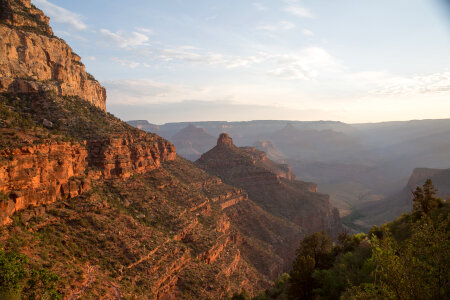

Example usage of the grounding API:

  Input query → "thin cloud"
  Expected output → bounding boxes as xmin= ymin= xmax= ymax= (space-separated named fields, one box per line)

xmin=32 ymin=0 xmax=87 ymax=30
xmin=369 ymin=72 xmax=450 ymax=96
xmin=104 ymin=79 xmax=216 ymax=105
xmin=111 ymin=57 xmax=141 ymax=69
xmin=139 ymin=47 xmax=227 ymax=65
xmin=135 ymin=27 xmax=154 ymax=35
xmin=256 ymin=21 xmax=296 ymax=31
xmin=302 ymin=29 xmax=314 ymax=36
xmin=100 ymin=29 xmax=149 ymax=48
xmin=265 ymin=47 xmax=343 ymax=80
xmin=283 ymin=4 xmax=315 ymax=19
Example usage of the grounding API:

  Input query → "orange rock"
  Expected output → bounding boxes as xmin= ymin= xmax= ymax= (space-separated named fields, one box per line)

xmin=0 ymin=0 xmax=106 ymax=110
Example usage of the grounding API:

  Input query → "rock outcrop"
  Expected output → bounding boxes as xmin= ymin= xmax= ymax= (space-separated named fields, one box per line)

xmin=0 ymin=0 xmax=106 ymax=110
xmin=196 ymin=133 xmax=343 ymax=237
xmin=0 ymin=133 xmax=176 ymax=225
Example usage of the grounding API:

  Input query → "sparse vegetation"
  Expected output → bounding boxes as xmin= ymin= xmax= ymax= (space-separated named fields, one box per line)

xmin=0 ymin=92 xmax=146 ymax=149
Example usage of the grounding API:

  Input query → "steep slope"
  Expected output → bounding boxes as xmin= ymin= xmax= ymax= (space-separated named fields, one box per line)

xmin=170 ymin=124 xmax=216 ymax=161
xmin=0 ymin=92 xmax=176 ymax=226
xmin=1 ymin=154 xmax=271 ymax=298
xmin=0 ymin=0 xmax=106 ymax=110
xmin=196 ymin=133 xmax=343 ymax=237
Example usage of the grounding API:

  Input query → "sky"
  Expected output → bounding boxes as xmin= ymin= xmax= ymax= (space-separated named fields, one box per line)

xmin=31 ymin=0 xmax=450 ymax=124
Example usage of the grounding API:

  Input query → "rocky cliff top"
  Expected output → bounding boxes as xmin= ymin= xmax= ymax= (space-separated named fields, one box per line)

xmin=0 ymin=0 xmax=53 ymax=36
xmin=217 ymin=133 xmax=235 ymax=147
xmin=0 ymin=0 xmax=107 ymax=110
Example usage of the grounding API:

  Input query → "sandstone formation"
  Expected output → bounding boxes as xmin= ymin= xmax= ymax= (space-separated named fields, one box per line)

xmin=0 ymin=133 xmax=176 ymax=225
xmin=0 ymin=0 xmax=106 ymax=110
xmin=1 ymin=156 xmax=271 ymax=298
xmin=196 ymin=133 xmax=343 ymax=236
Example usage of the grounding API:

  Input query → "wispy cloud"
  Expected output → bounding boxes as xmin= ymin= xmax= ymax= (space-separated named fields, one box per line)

xmin=139 ymin=47 xmax=226 ymax=65
xmin=135 ymin=27 xmax=154 ymax=35
xmin=369 ymin=72 xmax=450 ymax=96
xmin=32 ymin=0 xmax=87 ymax=30
xmin=283 ymin=4 xmax=315 ymax=19
xmin=104 ymin=79 xmax=216 ymax=105
xmin=118 ymin=43 xmax=340 ymax=79
xmin=302 ymin=29 xmax=314 ymax=36
xmin=264 ymin=47 xmax=343 ymax=80
xmin=100 ymin=29 xmax=149 ymax=48
xmin=111 ymin=57 xmax=141 ymax=69
xmin=256 ymin=21 xmax=296 ymax=31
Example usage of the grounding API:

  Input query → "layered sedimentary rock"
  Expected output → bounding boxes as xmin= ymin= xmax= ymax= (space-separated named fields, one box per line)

xmin=1 ymin=157 xmax=270 ymax=299
xmin=197 ymin=133 xmax=343 ymax=236
xmin=0 ymin=0 xmax=106 ymax=110
xmin=0 ymin=134 xmax=176 ymax=225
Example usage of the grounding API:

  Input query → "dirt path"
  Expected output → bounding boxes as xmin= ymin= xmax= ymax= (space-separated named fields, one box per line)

xmin=68 ymin=265 xmax=97 ymax=300
xmin=107 ymin=280 xmax=123 ymax=300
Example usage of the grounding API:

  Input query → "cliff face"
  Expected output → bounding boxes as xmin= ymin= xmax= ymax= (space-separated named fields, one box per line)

xmin=1 ymin=156 xmax=271 ymax=299
xmin=0 ymin=0 xmax=106 ymax=110
xmin=0 ymin=133 xmax=176 ymax=225
xmin=196 ymin=133 xmax=343 ymax=237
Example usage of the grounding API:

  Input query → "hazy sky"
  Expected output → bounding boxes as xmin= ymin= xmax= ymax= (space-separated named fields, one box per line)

xmin=32 ymin=0 xmax=450 ymax=124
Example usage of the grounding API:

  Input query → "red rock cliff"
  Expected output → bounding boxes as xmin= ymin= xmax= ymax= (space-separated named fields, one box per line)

xmin=0 ymin=0 xmax=107 ymax=110
xmin=0 ymin=133 xmax=176 ymax=225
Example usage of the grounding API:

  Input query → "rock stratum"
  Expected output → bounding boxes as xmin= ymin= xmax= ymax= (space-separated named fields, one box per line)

xmin=0 ymin=0 xmax=106 ymax=110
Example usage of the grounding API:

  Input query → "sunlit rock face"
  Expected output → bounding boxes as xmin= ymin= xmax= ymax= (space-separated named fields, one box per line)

xmin=0 ymin=0 xmax=107 ymax=110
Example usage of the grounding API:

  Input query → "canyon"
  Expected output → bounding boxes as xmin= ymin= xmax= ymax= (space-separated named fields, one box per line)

xmin=0 ymin=1 xmax=344 ymax=298
xmin=131 ymin=117 xmax=450 ymax=232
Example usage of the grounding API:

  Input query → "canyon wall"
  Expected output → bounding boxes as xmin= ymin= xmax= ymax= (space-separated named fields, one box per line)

xmin=0 ymin=0 xmax=106 ymax=110
xmin=0 ymin=134 xmax=176 ymax=225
